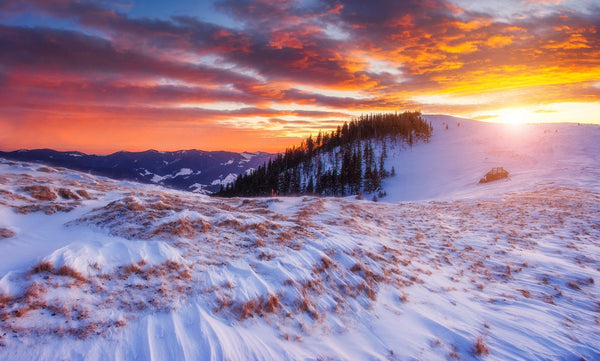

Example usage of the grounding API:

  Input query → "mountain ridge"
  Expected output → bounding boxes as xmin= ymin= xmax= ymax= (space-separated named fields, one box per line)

xmin=0 ymin=148 xmax=273 ymax=194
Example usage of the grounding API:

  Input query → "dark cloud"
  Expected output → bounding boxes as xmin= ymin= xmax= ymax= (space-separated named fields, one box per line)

xmin=0 ymin=25 xmax=260 ymax=87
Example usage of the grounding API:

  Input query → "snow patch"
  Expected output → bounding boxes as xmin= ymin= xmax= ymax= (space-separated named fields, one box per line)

xmin=150 ymin=174 xmax=166 ymax=183
xmin=173 ymin=168 xmax=193 ymax=177
xmin=211 ymin=173 xmax=238 ymax=186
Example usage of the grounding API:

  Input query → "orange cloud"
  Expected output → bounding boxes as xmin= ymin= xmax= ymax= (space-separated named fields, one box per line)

xmin=0 ymin=0 xmax=599 ymax=154
xmin=486 ymin=35 xmax=513 ymax=48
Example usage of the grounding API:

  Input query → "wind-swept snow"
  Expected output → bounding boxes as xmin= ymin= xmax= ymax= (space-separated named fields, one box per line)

xmin=0 ymin=119 xmax=599 ymax=360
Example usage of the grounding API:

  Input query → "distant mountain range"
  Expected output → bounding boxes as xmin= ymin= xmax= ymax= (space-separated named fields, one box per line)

xmin=0 ymin=149 xmax=273 ymax=194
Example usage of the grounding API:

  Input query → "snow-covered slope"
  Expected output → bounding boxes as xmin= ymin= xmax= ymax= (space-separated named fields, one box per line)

xmin=382 ymin=115 xmax=600 ymax=201
xmin=0 ymin=119 xmax=599 ymax=361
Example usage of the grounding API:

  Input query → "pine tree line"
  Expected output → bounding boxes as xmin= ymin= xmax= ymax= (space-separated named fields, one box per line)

xmin=216 ymin=111 xmax=432 ymax=197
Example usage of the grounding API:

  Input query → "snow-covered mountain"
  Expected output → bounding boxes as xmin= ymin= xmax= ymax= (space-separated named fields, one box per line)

xmin=0 ymin=118 xmax=599 ymax=360
xmin=0 ymin=149 xmax=273 ymax=194
xmin=382 ymin=114 xmax=600 ymax=201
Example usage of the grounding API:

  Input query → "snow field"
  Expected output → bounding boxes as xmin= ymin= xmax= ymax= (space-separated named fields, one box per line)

xmin=0 ymin=118 xmax=599 ymax=360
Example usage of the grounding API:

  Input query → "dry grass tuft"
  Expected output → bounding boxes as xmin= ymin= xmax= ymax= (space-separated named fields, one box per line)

xmin=264 ymin=294 xmax=280 ymax=313
xmin=320 ymin=256 xmax=333 ymax=270
xmin=126 ymin=201 xmax=146 ymax=211
xmin=350 ymin=263 xmax=363 ymax=273
xmin=30 ymin=261 xmax=86 ymax=282
xmin=123 ymin=263 xmax=144 ymax=275
xmin=31 ymin=261 xmax=53 ymax=274
xmin=57 ymin=188 xmax=80 ymax=200
xmin=154 ymin=218 xmax=196 ymax=238
xmin=21 ymin=185 xmax=57 ymax=201
xmin=56 ymin=265 xmax=87 ymax=282
xmin=258 ymin=251 xmax=274 ymax=261
xmin=518 ymin=289 xmax=531 ymax=298
xmin=153 ymin=217 xmax=210 ymax=239
xmin=472 ymin=336 xmax=490 ymax=356
xmin=75 ymin=189 xmax=92 ymax=199
xmin=0 ymin=228 xmax=15 ymax=239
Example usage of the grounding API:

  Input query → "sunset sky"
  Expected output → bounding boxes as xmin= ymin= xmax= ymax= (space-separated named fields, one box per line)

xmin=1 ymin=0 xmax=599 ymax=153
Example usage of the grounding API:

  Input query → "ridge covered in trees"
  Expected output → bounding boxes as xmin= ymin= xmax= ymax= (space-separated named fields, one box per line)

xmin=216 ymin=111 xmax=432 ymax=197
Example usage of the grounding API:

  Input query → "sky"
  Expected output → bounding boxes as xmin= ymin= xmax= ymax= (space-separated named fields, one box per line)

xmin=0 ymin=0 xmax=599 ymax=154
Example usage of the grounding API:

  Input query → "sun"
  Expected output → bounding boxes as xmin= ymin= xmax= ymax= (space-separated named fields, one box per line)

xmin=495 ymin=107 xmax=531 ymax=125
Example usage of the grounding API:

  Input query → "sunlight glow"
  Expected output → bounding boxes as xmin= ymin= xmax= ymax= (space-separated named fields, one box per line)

xmin=495 ymin=107 xmax=530 ymax=125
